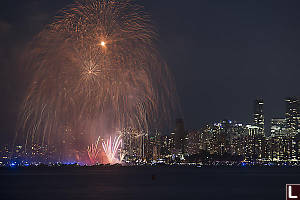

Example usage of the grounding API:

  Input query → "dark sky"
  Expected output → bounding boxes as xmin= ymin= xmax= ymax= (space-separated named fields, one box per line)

xmin=1 ymin=0 xmax=300 ymax=143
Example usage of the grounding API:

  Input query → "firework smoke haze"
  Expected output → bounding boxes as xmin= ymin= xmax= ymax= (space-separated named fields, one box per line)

xmin=17 ymin=0 xmax=178 ymax=153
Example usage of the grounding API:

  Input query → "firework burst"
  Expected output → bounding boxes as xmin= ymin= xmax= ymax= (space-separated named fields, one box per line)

xmin=102 ymin=135 xmax=123 ymax=164
xmin=87 ymin=137 xmax=102 ymax=164
xmin=17 ymin=0 xmax=178 ymax=155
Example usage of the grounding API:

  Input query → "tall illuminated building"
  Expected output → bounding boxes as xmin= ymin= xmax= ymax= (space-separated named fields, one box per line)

xmin=253 ymin=99 xmax=264 ymax=135
xmin=270 ymin=119 xmax=286 ymax=137
xmin=175 ymin=118 xmax=185 ymax=153
xmin=269 ymin=119 xmax=291 ymax=161
xmin=285 ymin=97 xmax=300 ymax=133
xmin=121 ymin=128 xmax=147 ymax=162
xmin=244 ymin=125 xmax=264 ymax=160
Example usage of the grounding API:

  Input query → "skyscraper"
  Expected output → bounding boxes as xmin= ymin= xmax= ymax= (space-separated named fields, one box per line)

xmin=253 ymin=99 xmax=264 ymax=135
xmin=245 ymin=125 xmax=264 ymax=160
xmin=270 ymin=119 xmax=286 ymax=137
xmin=285 ymin=97 xmax=300 ymax=132
xmin=175 ymin=118 xmax=185 ymax=152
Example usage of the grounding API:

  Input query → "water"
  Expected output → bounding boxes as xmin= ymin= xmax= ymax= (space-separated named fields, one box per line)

xmin=1 ymin=167 xmax=299 ymax=200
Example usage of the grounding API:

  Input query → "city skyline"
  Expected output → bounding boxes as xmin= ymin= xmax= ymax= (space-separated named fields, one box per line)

xmin=1 ymin=1 xmax=300 ymax=145
xmin=1 ymin=96 xmax=299 ymax=166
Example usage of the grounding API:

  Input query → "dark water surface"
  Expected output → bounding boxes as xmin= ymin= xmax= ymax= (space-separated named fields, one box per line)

xmin=0 ymin=167 xmax=299 ymax=200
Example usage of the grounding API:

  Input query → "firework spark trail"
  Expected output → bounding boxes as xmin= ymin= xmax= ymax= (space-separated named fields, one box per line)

xmin=17 ymin=0 xmax=178 ymax=156
xmin=87 ymin=136 xmax=102 ymax=164
xmin=102 ymin=135 xmax=123 ymax=164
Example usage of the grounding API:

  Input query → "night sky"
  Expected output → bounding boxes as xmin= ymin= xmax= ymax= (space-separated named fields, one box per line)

xmin=1 ymin=0 xmax=300 ymax=143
